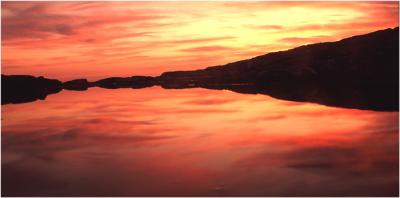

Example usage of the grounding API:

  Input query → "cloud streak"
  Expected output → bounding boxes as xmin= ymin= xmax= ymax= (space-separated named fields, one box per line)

xmin=1 ymin=1 xmax=398 ymax=80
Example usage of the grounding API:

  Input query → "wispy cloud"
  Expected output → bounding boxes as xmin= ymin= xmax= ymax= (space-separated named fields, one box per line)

xmin=1 ymin=1 xmax=398 ymax=80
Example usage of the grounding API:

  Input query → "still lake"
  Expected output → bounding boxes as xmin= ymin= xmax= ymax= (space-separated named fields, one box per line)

xmin=2 ymin=87 xmax=399 ymax=196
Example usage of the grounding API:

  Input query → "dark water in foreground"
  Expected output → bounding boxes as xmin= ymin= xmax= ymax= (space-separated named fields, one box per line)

xmin=2 ymin=87 xmax=399 ymax=196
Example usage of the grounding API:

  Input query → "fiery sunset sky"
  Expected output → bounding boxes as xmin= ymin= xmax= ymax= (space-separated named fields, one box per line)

xmin=1 ymin=1 xmax=399 ymax=80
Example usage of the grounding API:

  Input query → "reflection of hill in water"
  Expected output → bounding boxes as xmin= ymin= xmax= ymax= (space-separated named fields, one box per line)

xmin=2 ymin=75 xmax=398 ymax=112
xmin=2 ymin=27 xmax=399 ymax=111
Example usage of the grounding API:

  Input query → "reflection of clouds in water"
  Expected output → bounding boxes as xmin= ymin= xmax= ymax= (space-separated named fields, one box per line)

xmin=2 ymin=87 xmax=398 ymax=196
xmin=230 ymin=113 xmax=398 ymax=196
xmin=2 ymin=162 xmax=68 ymax=196
xmin=182 ymin=98 xmax=237 ymax=106
xmin=247 ymin=114 xmax=287 ymax=122
xmin=2 ymin=117 xmax=177 ymax=166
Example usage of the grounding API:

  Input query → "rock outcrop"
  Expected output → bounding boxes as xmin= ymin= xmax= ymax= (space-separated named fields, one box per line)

xmin=156 ymin=27 xmax=399 ymax=111
xmin=93 ymin=76 xmax=157 ymax=89
xmin=159 ymin=27 xmax=398 ymax=87
xmin=2 ymin=75 xmax=62 ymax=104
xmin=63 ymin=79 xmax=91 ymax=91
xmin=2 ymin=27 xmax=398 ymax=111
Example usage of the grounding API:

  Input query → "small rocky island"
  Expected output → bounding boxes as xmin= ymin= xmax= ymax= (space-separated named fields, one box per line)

xmin=2 ymin=27 xmax=399 ymax=111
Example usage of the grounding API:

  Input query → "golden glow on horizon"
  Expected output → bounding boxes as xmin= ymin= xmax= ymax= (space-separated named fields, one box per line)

xmin=1 ymin=2 xmax=399 ymax=80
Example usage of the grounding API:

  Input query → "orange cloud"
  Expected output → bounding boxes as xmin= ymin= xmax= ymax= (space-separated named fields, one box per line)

xmin=181 ymin=45 xmax=235 ymax=52
xmin=1 ymin=1 xmax=398 ymax=80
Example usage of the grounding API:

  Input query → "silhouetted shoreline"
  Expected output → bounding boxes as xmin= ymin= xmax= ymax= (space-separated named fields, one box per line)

xmin=2 ymin=27 xmax=399 ymax=111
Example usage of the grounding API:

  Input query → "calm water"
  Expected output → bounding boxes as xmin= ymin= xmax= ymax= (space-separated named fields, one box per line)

xmin=2 ymin=87 xmax=399 ymax=196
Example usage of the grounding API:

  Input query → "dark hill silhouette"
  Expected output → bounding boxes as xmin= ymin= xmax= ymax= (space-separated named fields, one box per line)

xmin=2 ymin=75 xmax=62 ymax=104
xmin=93 ymin=76 xmax=156 ymax=89
xmin=63 ymin=79 xmax=90 ymax=91
xmin=2 ymin=27 xmax=399 ymax=110
xmin=159 ymin=27 xmax=398 ymax=88
xmin=156 ymin=27 xmax=399 ymax=111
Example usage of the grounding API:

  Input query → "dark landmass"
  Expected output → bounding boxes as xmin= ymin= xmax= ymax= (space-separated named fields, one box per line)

xmin=62 ymin=76 xmax=157 ymax=90
xmin=93 ymin=76 xmax=156 ymax=89
xmin=63 ymin=79 xmax=90 ymax=91
xmin=156 ymin=27 xmax=399 ymax=111
xmin=160 ymin=27 xmax=399 ymax=87
xmin=2 ymin=75 xmax=62 ymax=105
xmin=2 ymin=27 xmax=399 ymax=111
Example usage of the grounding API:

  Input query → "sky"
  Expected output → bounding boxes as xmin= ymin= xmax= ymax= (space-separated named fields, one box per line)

xmin=1 ymin=1 xmax=399 ymax=81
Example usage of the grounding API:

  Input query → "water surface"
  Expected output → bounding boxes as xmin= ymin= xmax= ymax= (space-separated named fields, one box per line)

xmin=2 ymin=87 xmax=398 ymax=196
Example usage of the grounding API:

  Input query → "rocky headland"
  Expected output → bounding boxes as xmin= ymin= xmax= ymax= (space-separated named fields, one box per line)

xmin=2 ymin=27 xmax=398 ymax=110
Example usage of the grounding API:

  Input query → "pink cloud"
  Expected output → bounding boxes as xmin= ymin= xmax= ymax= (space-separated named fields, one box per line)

xmin=1 ymin=1 xmax=398 ymax=80
xmin=181 ymin=45 xmax=235 ymax=53
xmin=279 ymin=35 xmax=336 ymax=45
